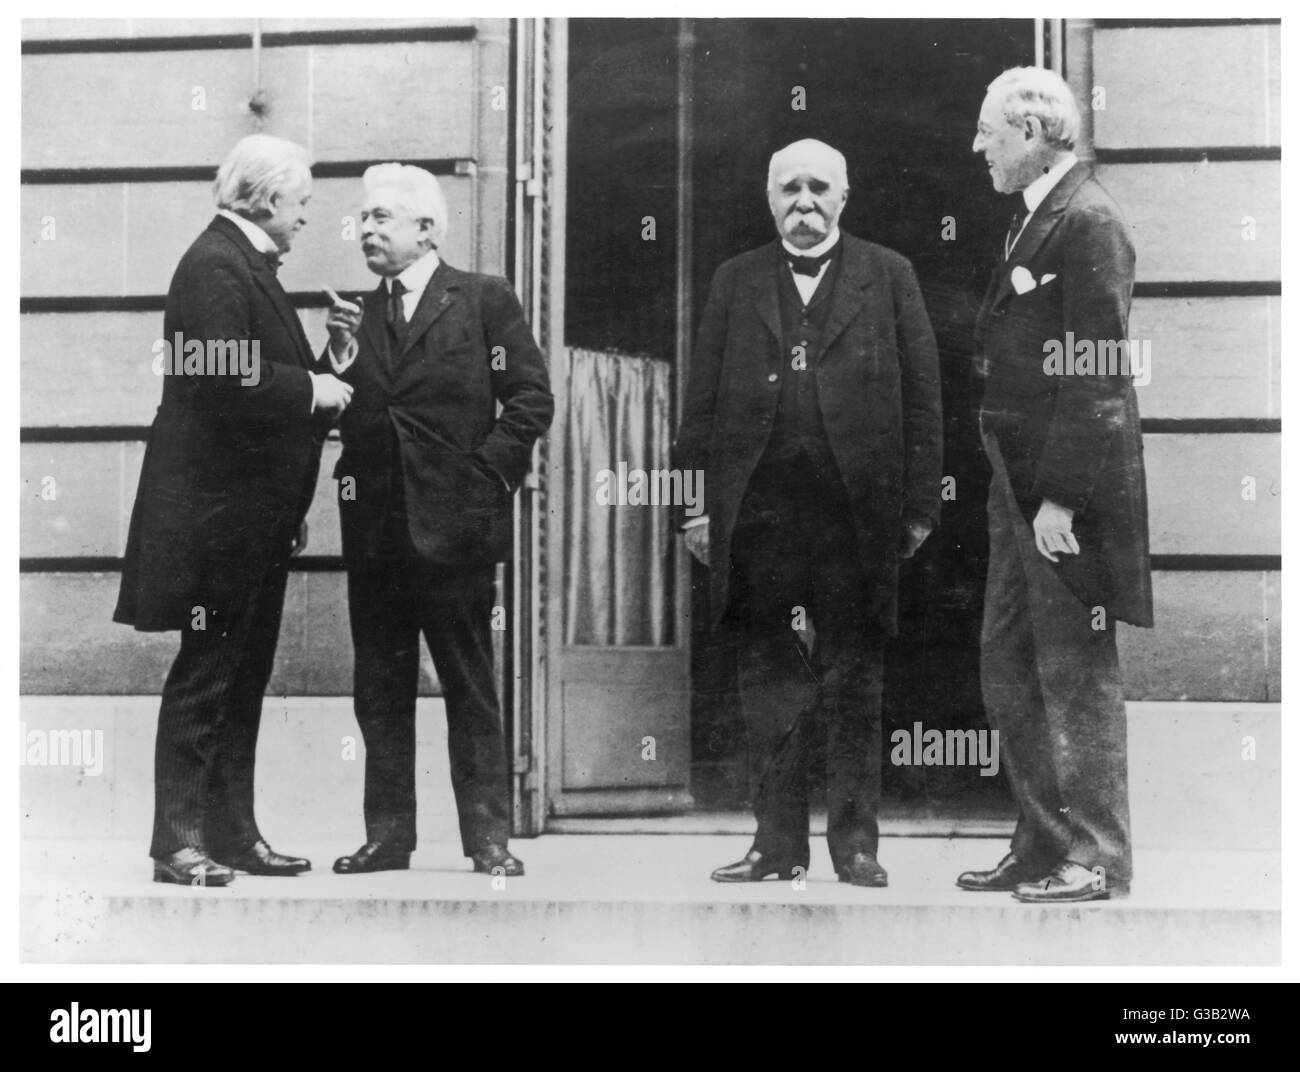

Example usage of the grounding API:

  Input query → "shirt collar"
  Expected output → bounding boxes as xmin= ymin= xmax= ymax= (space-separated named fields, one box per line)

xmin=390 ymin=248 xmax=441 ymax=296
xmin=218 ymin=209 xmax=279 ymax=255
xmin=1022 ymin=152 xmax=1079 ymax=215
xmin=782 ymin=226 xmax=841 ymax=261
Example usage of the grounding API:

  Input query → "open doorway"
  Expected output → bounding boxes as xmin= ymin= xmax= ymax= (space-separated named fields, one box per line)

xmin=552 ymin=17 xmax=1035 ymax=827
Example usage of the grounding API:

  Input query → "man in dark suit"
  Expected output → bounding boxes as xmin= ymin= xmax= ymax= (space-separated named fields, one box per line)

xmin=675 ymin=139 xmax=943 ymax=887
xmin=324 ymin=164 xmax=553 ymax=878
xmin=958 ymin=67 xmax=1152 ymax=903
xmin=116 ymin=134 xmax=354 ymax=886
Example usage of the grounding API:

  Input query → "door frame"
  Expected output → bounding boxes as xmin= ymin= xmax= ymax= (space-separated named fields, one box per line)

xmin=536 ymin=18 xmax=698 ymax=824
xmin=506 ymin=16 xmax=559 ymax=836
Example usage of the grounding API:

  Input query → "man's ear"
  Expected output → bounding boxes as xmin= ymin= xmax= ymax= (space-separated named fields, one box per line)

xmin=1022 ymin=114 xmax=1042 ymax=142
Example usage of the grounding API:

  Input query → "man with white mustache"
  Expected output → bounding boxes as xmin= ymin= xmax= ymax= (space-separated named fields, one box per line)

xmin=322 ymin=164 xmax=552 ymax=880
xmin=675 ymin=139 xmax=943 ymax=887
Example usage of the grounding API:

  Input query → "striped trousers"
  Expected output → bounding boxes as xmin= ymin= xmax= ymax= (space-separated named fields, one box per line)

xmin=149 ymin=554 xmax=290 ymax=859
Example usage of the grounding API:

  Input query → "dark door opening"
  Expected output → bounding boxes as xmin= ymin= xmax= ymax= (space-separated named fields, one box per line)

xmin=556 ymin=17 xmax=1036 ymax=826
xmin=685 ymin=18 xmax=1036 ymax=824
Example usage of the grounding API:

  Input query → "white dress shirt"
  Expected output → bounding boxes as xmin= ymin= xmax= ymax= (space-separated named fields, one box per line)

xmin=782 ymin=226 xmax=841 ymax=305
xmin=329 ymin=248 xmax=442 ymax=375
xmin=1007 ymin=152 xmax=1079 ymax=256
xmin=683 ymin=229 xmax=843 ymax=533
xmin=218 ymin=208 xmax=278 ymax=254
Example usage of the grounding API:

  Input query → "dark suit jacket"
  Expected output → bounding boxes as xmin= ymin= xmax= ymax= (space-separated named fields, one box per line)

xmin=674 ymin=233 xmax=944 ymax=636
xmin=974 ymin=163 xmax=1153 ymax=627
xmin=333 ymin=262 xmax=553 ymax=568
xmin=115 ymin=215 xmax=328 ymax=631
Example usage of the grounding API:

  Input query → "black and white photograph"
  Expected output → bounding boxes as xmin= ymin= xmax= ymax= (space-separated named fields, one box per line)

xmin=12 ymin=7 xmax=1290 ymax=990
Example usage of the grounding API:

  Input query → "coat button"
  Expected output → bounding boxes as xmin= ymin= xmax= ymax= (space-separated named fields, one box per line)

xmin=767 ymin=373 xmax=778 ymax=382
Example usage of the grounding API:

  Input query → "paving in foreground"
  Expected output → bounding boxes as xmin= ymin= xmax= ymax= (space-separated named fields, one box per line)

xmin=21 ymin=835 xmax=1280 ymax=965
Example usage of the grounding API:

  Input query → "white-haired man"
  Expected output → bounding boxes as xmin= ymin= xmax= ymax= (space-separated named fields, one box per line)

xmin=958 ymin=67 xmax=1151 ymax=902
xmin=324 ymin=164 xmax=553 ymax=878
xmin=116 ymin=134 xmax=354 ymax=886
xmin=674 ymin=139 xmax=943 ymax=886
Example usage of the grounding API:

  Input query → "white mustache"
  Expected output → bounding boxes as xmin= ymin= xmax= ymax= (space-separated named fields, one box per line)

xmin=786 ymin=212 xmax=827 ymax=230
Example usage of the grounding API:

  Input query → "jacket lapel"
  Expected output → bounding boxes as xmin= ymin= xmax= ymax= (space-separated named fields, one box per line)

xmin=985 ymin=162 xmax=1090 ymax=312
xmin=817 ymin=237 xmax=873 ymax=358
xmin=743 ymin=237 xmax=875 ymax=356
xmin=251 ymin=266 xmax=314 ymax=366
xmin=398 ymin=262 xmax=459 ymax=359
xmin=745 ymin=242 xmax=784 ymax=344
xmin=209 ymin=215 xmax=314 ymax=367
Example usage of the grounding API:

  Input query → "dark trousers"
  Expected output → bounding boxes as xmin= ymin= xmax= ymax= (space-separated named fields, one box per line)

xmin=150 ymin=554 xmax=289 ymax=859
xmin=981 ymin=433 xmax=1132 ymax=889
xmin=728 ymin=455 xmax=884 ymax=870
xmin=346 ymin=552 xmax=511 ymax=856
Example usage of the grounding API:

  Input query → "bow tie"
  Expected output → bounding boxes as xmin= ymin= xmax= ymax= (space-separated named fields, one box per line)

xmin=788 ymin=248 xmax=835 ymax=276
xmin=262 ymin=251 xmax=282 ymax=273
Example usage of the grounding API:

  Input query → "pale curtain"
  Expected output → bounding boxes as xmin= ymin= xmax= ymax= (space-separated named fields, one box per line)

xmin=565 ymin=348 xmax=673 ymax=646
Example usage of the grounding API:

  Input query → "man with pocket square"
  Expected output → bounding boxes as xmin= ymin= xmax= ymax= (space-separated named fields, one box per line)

xmin=323 ymin=164 xmax=553 ymax=878
xmin=960 ymin=67 xmax=1152 ymax=903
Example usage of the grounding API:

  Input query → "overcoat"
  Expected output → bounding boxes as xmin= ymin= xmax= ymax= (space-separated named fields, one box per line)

xmin=974 ymin=164 xmax=1153 ymax=627
xmin=674 ymin=233 xmax=944 ymax=635
xmin=115 ymin=215 xmax=327 ymax=631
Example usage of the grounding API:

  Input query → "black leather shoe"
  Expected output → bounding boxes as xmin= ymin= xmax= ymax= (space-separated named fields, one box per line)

xmin=710 ymin=850 xmax=807 ymax=883
xmin=333 ymin=841 xmax=411 ymax=874
xmin=471 ymin=843 xmax=524 ymax=876
xmin=213 ymin=838 xmax=310 ymax=876
xmin=957 ymin=852 xmax=1050 ymax=892
xmin=1012 ymin=860 xmax=1110 ymax=903
xmin=153 ymin=847 xmax=235 ymax=887
xmin=838 ymin=852 xmax=888 ymax=887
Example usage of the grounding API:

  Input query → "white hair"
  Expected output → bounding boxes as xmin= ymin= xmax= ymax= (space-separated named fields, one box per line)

xmin=767 ymin=139 xmax=849 ymax=191
xmin=986 ymin=66 xmax=1081 ymax=150
xmin=213 ymin=134 xmax=311 ymax=219
xmin=363 ymin=163 xmax=449 ymax=246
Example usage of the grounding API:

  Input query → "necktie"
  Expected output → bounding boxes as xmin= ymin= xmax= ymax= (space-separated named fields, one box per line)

xmin=262 ymin=251 xmax=282 ymax=274
xmin=788 ymin=248 xmax=835 ymax=277
xmin=386 ymin=279 xmax=407 ymax=342
xmin=1004 ymin=199 xmax=1028 ymax=260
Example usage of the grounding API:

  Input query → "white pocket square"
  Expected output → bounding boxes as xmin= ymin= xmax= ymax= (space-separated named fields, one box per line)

xmin=1009 ymin=266 xmax=1036 ymax=294
xmin=1039 ymin=272 xmax=1058 ymax=286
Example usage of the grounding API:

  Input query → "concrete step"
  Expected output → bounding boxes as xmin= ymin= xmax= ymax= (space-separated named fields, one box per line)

xmin=21 ymin=836 xmax=1280 ymax=965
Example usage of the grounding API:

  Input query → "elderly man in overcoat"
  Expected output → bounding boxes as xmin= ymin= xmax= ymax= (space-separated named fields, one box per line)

xmin=116 ymin=134 xmax=352 ymax=885
xmin=675 ymin=138 xmax=943 ymax=887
